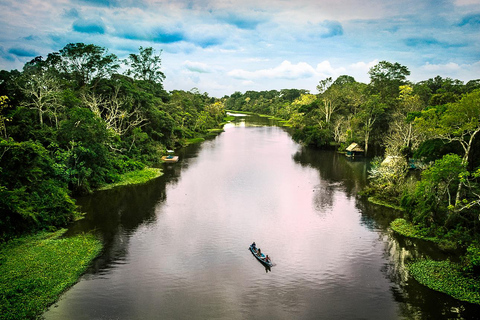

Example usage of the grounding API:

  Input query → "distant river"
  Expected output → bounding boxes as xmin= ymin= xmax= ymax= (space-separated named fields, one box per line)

xmin=44 ymin=114 xmax=480 ymax=319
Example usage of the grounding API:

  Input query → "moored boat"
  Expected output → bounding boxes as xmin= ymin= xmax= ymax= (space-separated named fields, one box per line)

xmin=249 ymin=244 xmax=273 ymax=268
xmin=161 ymin=150 xmax=179 ymax=163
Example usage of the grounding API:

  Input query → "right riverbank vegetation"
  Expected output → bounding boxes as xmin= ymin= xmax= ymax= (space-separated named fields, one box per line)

xmin=0 ymin=43 xmax=479 ymax=312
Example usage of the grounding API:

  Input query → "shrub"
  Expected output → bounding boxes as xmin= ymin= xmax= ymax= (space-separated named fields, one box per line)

xmin=463 ymin=243 xmax=480 ymax=275
xmin=0 ymin=139 xmax=77 ymax=241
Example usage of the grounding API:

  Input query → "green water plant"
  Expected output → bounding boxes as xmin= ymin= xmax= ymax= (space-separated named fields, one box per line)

xmin=390 ymin=218 xmax=437 ymax=242
xmin=409 ymin=259 xmax=480 ymax=305
xmin=98 ymin=167 xmax=163 ymax=191
xmin=0 ymin=230 xmax=102 ymax=319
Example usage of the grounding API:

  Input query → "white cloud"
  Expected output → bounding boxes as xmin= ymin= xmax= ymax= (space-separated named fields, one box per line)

xmin=183 ymin=60 xmax=212 ymax=73
xmin=416 ymin=61 xmax=480 ymax=82
xmin=349 ymin=60 xmax=379 ymax=72
xmin=422 ymin=62 xmax=462 ymax=72
xmin=346 ymin=60 xmax=379 ymax=82
xmin=228 ymin=60 xmax=317 ymax=80
xmin=315 ymin=61 xmax=346 ymax=78
xmin=0 ymin=0 xmax=478 ymax=96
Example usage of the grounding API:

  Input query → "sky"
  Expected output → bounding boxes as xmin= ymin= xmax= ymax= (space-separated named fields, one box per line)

xmin=1 ymin=0 xmax=479 ymax=97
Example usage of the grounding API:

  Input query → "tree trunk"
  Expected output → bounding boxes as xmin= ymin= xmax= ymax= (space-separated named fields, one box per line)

xmin=454 ymin=129 xmax=480 ymax=211
xmin=364 ymin=132 xmax=369 ymax=156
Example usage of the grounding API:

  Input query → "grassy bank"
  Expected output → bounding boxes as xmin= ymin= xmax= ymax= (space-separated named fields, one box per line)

xmin=391 ymin=218 xmax=480 ymax=304
xmin=409 ymin=260 xmax=480 ymax=305
xmin=98 ymin=167 xmax=163 ymax=191
xmin=390 ymin=218 xmax=437 ymax=242
xmin=0 ymin=230 xmax=102 ymax=319
xmin=368 ymin=196 xmax=404 ymax=211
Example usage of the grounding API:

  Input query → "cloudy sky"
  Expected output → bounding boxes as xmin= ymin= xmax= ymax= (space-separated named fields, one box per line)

xmin=1 ymin=0 xmax=479 ymax=97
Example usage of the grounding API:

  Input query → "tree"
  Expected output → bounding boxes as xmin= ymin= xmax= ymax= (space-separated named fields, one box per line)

xmin=359 ymin=95 xmax=385 ymax=156
xmin=57 ymin=43 xmax=119 ymax=88
xmin=368 ymin=61 xmax=410 ymax=103
xmin=384 ymin=85 xmax=425 ymax=157
xmin=332 ymin=75 xmax=356 ymax=86
xmin=81 ymin=86 xmax=147 ymax=136
xmin=402 ymin=154 xmax=467 ymax=226
xmin=124 ymin=46 xmax=165 ymax=84
xmin=316 ymin=77 xmax=342 ymax=126
xmin=18 ymin=65 xmax=62 ymax=127
xmin=0 ymin=139 xmax=77 ymax=239
xmin=415 ymin=89 xmax=480 ymax=211
xmin=0 ymin=96 xmax=9 ymax=137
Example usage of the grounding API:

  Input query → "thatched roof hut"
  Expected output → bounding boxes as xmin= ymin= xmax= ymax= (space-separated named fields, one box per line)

xmin=346 ymin=143 xmax=364 ymax=158
xmin=346 ymin=143 xmax=364 ymax=152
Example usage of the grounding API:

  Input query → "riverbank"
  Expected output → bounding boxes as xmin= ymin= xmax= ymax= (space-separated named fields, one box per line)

xmin=390 ymin=218 xmax=480 ymax=305
xmin=0 ymin=230 xmax=102 ymax=319
xmin=98 ymin=167 xmax=163 ymax=191
xmin=368 ymin=196 xmax=404 ymax=211
xmin=0 ymin=168 xmax=166 ymax=319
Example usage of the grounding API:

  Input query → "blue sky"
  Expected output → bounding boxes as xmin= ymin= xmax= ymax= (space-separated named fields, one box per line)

xmin=1 ymin=0 xmax=479 ymax=97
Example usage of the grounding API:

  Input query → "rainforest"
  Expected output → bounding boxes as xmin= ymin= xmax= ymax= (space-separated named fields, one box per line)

xmin=1 ymin=43 xmax=480 ymax=318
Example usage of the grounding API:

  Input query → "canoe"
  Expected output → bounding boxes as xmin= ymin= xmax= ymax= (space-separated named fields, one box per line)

xmin=161 ymin=155 xmax=179 ymax=163
xmin=249 ymin=245 xmax=273 ymax=267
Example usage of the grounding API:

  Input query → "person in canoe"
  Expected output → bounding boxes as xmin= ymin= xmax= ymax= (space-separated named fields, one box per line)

xmin=265 ymin=255 xmax=270 ymax=263
xmin=257 ymin=248 xmax=262 ymax=256
xmin=251 ymin=242 xmax=256 ymax=250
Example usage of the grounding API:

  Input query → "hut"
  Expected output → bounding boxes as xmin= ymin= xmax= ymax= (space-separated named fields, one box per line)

xmin=345 ymin=143 xmax=364 ymax=158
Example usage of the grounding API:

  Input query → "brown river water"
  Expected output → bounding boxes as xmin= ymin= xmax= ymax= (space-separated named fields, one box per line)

xmin=43 ymin=114 xmax=480 ymax=319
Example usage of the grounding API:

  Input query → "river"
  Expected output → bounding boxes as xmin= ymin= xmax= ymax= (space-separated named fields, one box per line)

xmin=44 ymin=114 xmax=480 ymax=319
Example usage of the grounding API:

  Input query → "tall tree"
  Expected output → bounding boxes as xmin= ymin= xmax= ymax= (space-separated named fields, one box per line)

xmin=359 ymin=95 xmax=386 ymax=156
xmin=18 ymin=64 xmax=62 ymax=127
xmin=384 ymin=85 xmax=425 ymax=157
xmin=368 ymin=61 xmax=410 ymax=103
xmin=0 ymin=96 xmax=9 ymax=138
xmin=316 ymin=77 xmax=342 ymax=126
xmin=81 ymin=85 xmax=147 ymax=136
xmin=124 ymin=46 xmax=166 ymax=84
xmin=57 ymin=43 xmax=119 ymax=88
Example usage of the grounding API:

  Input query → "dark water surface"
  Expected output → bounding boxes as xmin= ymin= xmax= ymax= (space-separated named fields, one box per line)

xmin=44 ymin=115 xmax=480 ymax=319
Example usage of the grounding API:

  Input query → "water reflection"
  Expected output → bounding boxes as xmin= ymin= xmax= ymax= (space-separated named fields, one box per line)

xmin=357 ymin=197 xmax=480 ymax=319
xmin=293 ymin=146 xmax=368 ymax=198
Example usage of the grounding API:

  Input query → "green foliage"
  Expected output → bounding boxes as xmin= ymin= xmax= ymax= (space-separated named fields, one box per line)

xmin=292 ymin=126 xmax=331 ymax=148
xmin=463 ymin=243 xmax=480 ymax=274
xmin=0 ymin=139 xmax=77 ymax=241
xmin=98 ymin=168 xmax=162 ymax=191
xmin=57 ymin=43 xmax=120 ymax=88
xmin=390 ymin=218 xmax=438 ymax=242
xmin=0 ymin=230 xmax=102 ymax=319
xmin=408 ymin=260 xmax=480 ymax=305
xmin=368 ymin=60 xmax=410 ymax=104
xmin=401 ymin=154 xmax=466 ymax=226
xmin=0 ymin=96 xmax=9 ymax=137
xmin=124 ymin=46 xmax=165 ymax=84
xmin=56 ymin=108 xmax=114 ymax=193
xmin=414 ymin=138 xmax=461 ymax=163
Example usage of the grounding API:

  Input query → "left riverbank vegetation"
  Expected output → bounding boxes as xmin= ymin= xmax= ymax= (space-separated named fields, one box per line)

xmin=0 ymin=43 xmax=227 ymax=319
xmin=0 ymin=43 xmax=227 ymax=242
xmin=222 ymin=61 xmax=480 ymax=303
xmin=0 ymin=229 xmax=102 ymax=319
